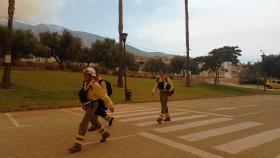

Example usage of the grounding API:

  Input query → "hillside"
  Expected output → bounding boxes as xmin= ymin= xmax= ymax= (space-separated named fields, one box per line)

xmin=0 ymin=17 xmax=173 ymax=58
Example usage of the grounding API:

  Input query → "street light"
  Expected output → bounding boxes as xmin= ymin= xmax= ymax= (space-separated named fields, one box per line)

xmin=121 ymin=32 xmax=129 ymax=101
xmin=260 ymin=50 xmax=266 ymax=91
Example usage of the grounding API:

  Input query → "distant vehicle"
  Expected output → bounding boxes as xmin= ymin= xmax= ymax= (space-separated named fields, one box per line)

xmin=265 ymin=80 xmax=280 ymax=89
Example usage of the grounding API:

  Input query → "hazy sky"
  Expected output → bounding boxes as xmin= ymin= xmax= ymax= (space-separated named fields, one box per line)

xmin=1 ymin=0 xmax=279 ymax=62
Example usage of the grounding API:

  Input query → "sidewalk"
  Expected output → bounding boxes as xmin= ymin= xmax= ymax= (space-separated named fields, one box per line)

xmin=220 ymin=82 xmax=279 ymax=91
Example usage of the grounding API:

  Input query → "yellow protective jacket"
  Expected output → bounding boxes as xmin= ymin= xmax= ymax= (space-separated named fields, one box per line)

xmin=83 ymin=79 xmax=113 ymax=109
xmin=152 ymin=75 xmax=174 ymax=93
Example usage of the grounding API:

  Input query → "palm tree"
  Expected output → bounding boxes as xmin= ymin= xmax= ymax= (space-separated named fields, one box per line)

xmin=117 ymin=0 xmax=124 ymax=87
xmin=1 ymin=0 xmax=15 ymax=89
xmin=185 ymin=0 xmax=191 ymax=87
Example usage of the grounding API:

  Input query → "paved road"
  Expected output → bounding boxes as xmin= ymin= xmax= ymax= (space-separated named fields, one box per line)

xmin=1 ymin=95 xmax=280 ymax=158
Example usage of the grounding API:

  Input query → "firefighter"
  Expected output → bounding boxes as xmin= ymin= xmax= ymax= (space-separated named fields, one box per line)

xmin=88 ymin=71 xmax=114 ymax=131
xmin=68 ymin=67 xmax=114 ymax=153
xmin=151 ymin=70 xmax=174 ymax=124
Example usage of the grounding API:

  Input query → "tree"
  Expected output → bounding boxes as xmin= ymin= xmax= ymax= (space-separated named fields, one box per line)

xmin=170 ymin=55 xmax=186 ymax=74
xmin=39 ymin=31 xmax=61 ymax=66
xmin=144 ymin=58 xmax=167 ymax=73
xmin=185 ymin=0 xmax=191 ymax=87
xmin=117 ymin=0 xmax=124 ymax=87
xmin=126 ymin=52 xmax=140 ymax=71
xmin=39 ymin=30 xmax=82 ymax=69
xmin=12 ymin=29 xmax=38 ymax=63
xmin=262 ymin=54 xmax=280 ymax=79
xmin=34 ymin=44 xmax=50 ymax=61
xmin=90 ymin=38 xmax=117 ymax=68
xmin=59 ymin=30 xmax=82 ymax=63
xmin=0 ymin=25 xmax=7 ymax=55
xmin=239 ymin=63 xmax=261 ymax=84
xmin=1 ymin=0 xmax=15 ymax=89
xmin=77 ymin=47 xmax=91 ymax=66
xmin=1 ymin=27 xmax=38 ymax=63
xmin=203 ymin=46 xmax=242 ymax=86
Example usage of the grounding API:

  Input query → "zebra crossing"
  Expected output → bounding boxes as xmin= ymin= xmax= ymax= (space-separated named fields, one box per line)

xmin=111 ymin=105 xmax=280 ymax=157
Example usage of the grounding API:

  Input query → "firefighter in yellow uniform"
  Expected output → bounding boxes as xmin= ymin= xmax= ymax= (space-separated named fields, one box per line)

xmin=152 ymin=70 xmax=174 ymax=124
xmin=88 ymin=72 xmax=114 ymax=131
xmin=68 ymin=67 xmax=114 ymax=153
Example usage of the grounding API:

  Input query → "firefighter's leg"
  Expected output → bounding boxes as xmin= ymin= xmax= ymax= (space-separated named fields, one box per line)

xmin=157 ymin=92 xmax=165 ymax=124
xmin=90 ymin=114 xmax=110 ymax=142
xmin=68 ymin=102 xmax=98 ymax=153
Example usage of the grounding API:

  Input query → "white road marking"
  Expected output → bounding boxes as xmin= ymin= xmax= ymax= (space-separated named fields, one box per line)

xmin=115 ymin=106 xmax=148 ymax=111
xmin=118 ymin=112 xmax=188 ymax=122
xmin=111 ymin=108 xmax=158 ymax=115
xmin=134 ymin=114 xmax=208 ymax=127
xmin=214 ymin=128 xmax=280 ymax=154
xmin=179 ymin=121 xmax=262 ymax=142
xmin=154 ymin=117 xmax=232 ymax=133
xmin=4 ymin=125 xmax=32 ymax=129
xmin=139 ymin=132 xmax=223 ymax=158
xmin=61 ymin=109 xmax=82 ymax=117
xmin=210 ymin=105 xmax=257 ymax=111
xmin=175 ymin=108 xmax=234 ymax=118
xmin=115 ymin=104 xmax=141 ymax=109
xmin=114 ymin=110 xmax=162 ymax=118
xmin=6 ymin=113 xmax=21 ymax=127
xmin=83 ymin=134 xmax=136 ymax=145
xmin=235 ymin=107 xmax=280 ymax=117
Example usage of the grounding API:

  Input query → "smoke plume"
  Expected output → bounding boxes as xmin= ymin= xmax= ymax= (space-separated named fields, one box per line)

xmin=0 ymin=0 xmax=64 ymax=23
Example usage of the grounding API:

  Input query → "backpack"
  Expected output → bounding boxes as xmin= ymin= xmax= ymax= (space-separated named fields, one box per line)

xmin=166 ymin=83 xmax=175 ymax=96
xmin=99 ymin=79 xmax=113 ymax=97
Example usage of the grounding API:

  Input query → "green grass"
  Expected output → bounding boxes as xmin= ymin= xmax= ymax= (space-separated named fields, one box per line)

xmin=0 ymin=69 xmax=279 ymax=109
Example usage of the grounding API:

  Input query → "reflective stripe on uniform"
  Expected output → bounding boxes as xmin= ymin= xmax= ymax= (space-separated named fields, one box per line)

xmin=75 ymin=140 xmax=83 ymax=145
xmin=105 ymin=115 xmax=111 ymax=120
xmin=82 ymin=101 xmax=92 ymax=106
xmin=76 ymin=134 xmax=85 ymax=139
xmin=98 ymin=127 xmax=107 ymax=135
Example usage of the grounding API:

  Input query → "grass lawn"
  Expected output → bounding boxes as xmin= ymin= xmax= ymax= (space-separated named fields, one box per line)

xmin=0 ymin=69 xmax=279 ymax=109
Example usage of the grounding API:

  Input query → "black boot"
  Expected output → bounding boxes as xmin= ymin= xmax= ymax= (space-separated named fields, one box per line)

xmin=109 ymin=117 xmax=114 ymax=127
xmin=68 ymin=144 xmax=82 ymax=153
xmin=164 ymin=117 xmax=171 ymax=122
xmin=157 ymin=118 xmax=163 ymax=124
xmin=100 ymin=132 xmax=110 ymax=143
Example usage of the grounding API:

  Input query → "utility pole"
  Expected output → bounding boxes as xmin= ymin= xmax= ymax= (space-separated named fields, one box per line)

xmin=260 ymin=50 xmax=266 ymax=91
xmin=1 ymin=0 xmax=15 ymax=89
xmin=185 ymin=0 xmax=191 ymax=87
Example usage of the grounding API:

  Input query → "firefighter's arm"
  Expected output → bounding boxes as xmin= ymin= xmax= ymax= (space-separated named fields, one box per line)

xmin=151 ymin=82 xmax=158 ymax=96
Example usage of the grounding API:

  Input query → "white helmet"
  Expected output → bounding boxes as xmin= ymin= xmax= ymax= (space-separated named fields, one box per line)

xmin=83 ymin=67 xmax=96 ymax=76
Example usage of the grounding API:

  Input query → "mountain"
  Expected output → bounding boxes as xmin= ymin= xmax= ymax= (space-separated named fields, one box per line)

xmin=0 ymin=17 xmax=174 ymax=58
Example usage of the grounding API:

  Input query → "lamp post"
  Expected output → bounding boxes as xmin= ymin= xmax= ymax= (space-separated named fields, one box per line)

xmin=1 ymin=0 xmax=15 ymax=89
xmin=260 ymin=50 xmax=266 ymax=91
xmin=121 ymin=32 xmax=128 ymax=101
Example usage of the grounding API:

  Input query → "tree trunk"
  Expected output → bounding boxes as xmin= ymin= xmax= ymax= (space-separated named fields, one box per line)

xmin=117 ymin=0 xmax=124 ymax=88
xmin=185 ymin=0 xmax=191 ymax=87
xmin=51 ymin=53 xmax=64 ymax=69
xmin=215 ymin=71 xmax=218 ymax=86
xmin=1 ymin=0 xmax=15 ymax=89
xmin=218 ymin=71 xmax=220 ymax=85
